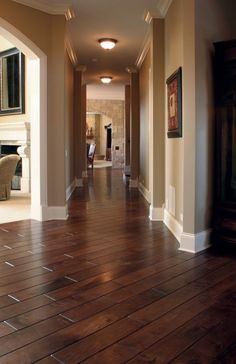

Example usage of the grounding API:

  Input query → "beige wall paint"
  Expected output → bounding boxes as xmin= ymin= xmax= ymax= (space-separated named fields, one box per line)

xmin=87 ymin=99 xmax=124 ymax=168
xmin=0 ymin=0 xmax=66 ymax=207
xmin=139 ymin=49 xmax=150 ymax=190
xmin=195 ymin=0 xmax=236 ymax=232
xmin=165 ymin=0 xmax=184 ymax=225
xmin=0 ymin=35 xmax=13 ymax=51
xmin=65 ymin=50 xmax=74 ymax=190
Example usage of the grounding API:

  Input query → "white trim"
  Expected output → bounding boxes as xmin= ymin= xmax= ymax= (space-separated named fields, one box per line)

xmin=156 ymin=0 xmax=173 ymax=17
xmin=164 ymin=208 xmax=183 ymax=242
xmin=180 ymin=230 xmax=211 ymax=253
xmin=65 ymin=37 xmax=78 ymax=66
xmin=82 ymin=170 xmax=88 ymax=178
xmin=43 ymin=206 xmax=68 ymax=221
xmin=75 ymin=178 xmax=83 ymax=187
xmin=31 ymin=204 xmax=68 ymax=221
xmin=76 ymin=65 xmax=87 ymax=72
xmin=149 ymin=205 xmax=164 ymax=221
xmin=136 ymin=30 xmax=151 ymax=69
xmin=129 ymin=178 xmax=139 ymax=188
xmin=13 ymin=0 xmax=71 ymax=16
xmin=66 ymin=179 xmax=76 ymax=201
xmin=138 ymin=182 xmax=150 ymax=203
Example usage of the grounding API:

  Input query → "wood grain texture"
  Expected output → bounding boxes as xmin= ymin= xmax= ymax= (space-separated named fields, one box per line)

xmin=0 ymin=168 xmax=235 ymax=363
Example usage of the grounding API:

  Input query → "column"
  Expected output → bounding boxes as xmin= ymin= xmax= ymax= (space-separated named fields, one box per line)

xmin=149 ymin=18 xmax=165 ymax=220
xmin=74 ymin=66 xmax=86 ymax=186
xmin=124 ymin=85 xmax=131 ymax=176
xmin=17 ymin=144 xmax=30 ymax=193
xmin=130 ymin=70 xmax=140 ymax=187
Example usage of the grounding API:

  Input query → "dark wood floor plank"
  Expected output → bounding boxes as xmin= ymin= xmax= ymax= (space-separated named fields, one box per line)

xmin=0 ymin=169 xmax=235 ymax=364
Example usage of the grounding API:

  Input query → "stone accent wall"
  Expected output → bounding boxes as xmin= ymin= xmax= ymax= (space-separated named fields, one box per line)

xmin=87 ymin=99 xmax=125 ymax=168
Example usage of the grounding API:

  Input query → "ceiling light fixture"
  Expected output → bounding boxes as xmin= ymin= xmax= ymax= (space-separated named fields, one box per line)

xmin=100 ymin=76 xmax=113 ymax=84
xmin=98 ymin=38 xmax=117 ymax=50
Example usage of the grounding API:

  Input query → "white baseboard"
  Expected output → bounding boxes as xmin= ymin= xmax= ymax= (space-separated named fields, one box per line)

xmin=164 ymin=208 xmax=183 ymax=242
xmin=129 ymin=178 xmax=139 ymax=188
xmin=43 ymin=205 xmax=68 ymax=221
xmin=149 ymin=205 xmax=164 ymax=221
xmin=82 ymin=170 xmax=88 ymax=178
xmin=75 ymin=177 xmax=83 ymax=187
xmin=180 ymin=230 xmax=211 ymax=253
xmin=31 ymin=204 xmax=68 ymax=221
xmin=138 ymin=182 xmax=150 ymax=203
xmin=66 ymin=179 xmax=76 ymax=201
xmin=30 ymin=204 xmax=45 ymax=221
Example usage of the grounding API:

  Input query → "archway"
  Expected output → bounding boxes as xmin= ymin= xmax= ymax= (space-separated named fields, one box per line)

xmin=0 ymin=17 xmax=47 ymax=221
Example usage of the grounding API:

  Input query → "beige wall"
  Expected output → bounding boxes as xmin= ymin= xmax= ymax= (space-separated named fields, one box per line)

xmin=139 ymin=49 xmax=150 ymax=190
xmin=0 ymin=0 xmax=66 ymax=207
xmin=87 ymin=99 xmax=124 ymax=168
xmin=195 ymin=0 xmax=236 ymax=232
xmin=65 ymin=50 xmax=74 ymax=190
xmin=165 ymin=0 xmax=184 ymax=225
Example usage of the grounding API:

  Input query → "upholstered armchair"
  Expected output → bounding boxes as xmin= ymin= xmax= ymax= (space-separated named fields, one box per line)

xmin=0 ymin=154 xmax=21 ymax=200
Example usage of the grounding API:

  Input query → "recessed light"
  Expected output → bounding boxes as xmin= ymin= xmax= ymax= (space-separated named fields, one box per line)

xmin=100 ymin=76 xmax=113 ymax=84
xmin=98 ymin=38 xmax=117 ymax=50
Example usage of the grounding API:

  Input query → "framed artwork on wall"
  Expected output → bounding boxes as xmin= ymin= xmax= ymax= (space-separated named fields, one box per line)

xmin=166 ymin=67 xmax=182 ymax=138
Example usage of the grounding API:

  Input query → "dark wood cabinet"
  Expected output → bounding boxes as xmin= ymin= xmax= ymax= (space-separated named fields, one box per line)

xmin=213 ymin=40 xmax=236 ymax=245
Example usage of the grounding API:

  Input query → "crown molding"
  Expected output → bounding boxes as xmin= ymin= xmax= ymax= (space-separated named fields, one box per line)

xmin=65 ymin=37 xmax=78 ymax=66
xmin=13 ymin=0 xmax=73 ymax=17
xmin=76 ymin=65 xmax=87 ymax=72
xmin=156 ymin=0 xmax=173 ymax=18
xmin=135 ymin=29 xmax=151 ymax=69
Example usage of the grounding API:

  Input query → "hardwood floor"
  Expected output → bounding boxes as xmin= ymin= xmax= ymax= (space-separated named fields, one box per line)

xmin=0 ymin=168 xmax=236 ymax=363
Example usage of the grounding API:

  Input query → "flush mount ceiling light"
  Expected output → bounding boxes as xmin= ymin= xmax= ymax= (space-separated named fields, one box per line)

xmin=100 ymin=76 xmax=113 ymax=84
xmin=98 ymin=38 xmax=117 ymax=50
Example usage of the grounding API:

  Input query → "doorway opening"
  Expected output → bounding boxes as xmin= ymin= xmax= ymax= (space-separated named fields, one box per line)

xmin=0 ymin=18 xmax=47 ymax=223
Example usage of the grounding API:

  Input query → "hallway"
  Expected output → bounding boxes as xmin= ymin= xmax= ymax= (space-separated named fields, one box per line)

xmin=0 ymin=169 xmax=235 ymax=363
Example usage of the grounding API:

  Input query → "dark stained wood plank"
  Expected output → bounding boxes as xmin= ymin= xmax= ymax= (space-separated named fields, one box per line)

xmin=0 ymin=169 xmax=235 ymax=364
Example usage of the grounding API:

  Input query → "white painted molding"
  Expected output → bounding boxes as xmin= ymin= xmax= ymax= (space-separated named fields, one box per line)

xmin=164 ymin=208 xmax=183 ymax=242
xmin=136 ymin=30 xmax=151 ymax=69
xmin=75 ymin=178 xmax=83 ymax=187
xmin=129 ymin=178 xmax=139 ymax=188
xmin=156 ymin=0 xmax=173 ymax=17
xmin=76 ymin=65 xmax=87 ymax=72
xmin=43 ymin=205 xmax=68 ymax=221
xmin=31 ymin=204 xmax=68 ymax=221
xmin=180 ymin=230 xmax=211 ymax=253
xmin=65 ymin=37 xmax=78 ymax=66
xmin=66 ymin=179 xmax=76 ymax=201
xmin=13 ymin=0 xmax=72 ymax=16
xmin=138 ymin=182 xmax=151 ymax=203
xmin=149 ymin=205 xmax=164 ymax=221
xmin=82 ymin=170 xmax=88 ymax=178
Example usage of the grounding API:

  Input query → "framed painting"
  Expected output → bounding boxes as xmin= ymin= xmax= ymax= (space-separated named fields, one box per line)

xmin=166 ymin=67 xmax=182 ymax=138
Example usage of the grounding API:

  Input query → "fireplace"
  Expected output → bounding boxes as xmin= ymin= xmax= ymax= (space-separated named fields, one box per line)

xmin=0 ymin=121 xmax=30 ymax=192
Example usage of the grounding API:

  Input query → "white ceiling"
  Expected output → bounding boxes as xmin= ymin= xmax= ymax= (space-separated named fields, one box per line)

xmin=13 ymin=0 xmax=172 ymax=88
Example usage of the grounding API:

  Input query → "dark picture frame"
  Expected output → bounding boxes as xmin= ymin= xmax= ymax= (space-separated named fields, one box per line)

xmin=0 ymin=47 xmax=25 ymax=116
xmin=166 ymin=67 xmax=182 ymax=138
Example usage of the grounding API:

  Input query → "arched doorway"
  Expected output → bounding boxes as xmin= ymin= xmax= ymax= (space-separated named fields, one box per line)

xmin=0 ymin=17 xmax=47 ymax=221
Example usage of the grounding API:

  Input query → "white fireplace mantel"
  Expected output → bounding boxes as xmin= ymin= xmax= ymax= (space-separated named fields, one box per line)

xmin=0 ymin=121 xmax=31 ymax=193
xmin=0 ymin=121 xmax=30 ymax=145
